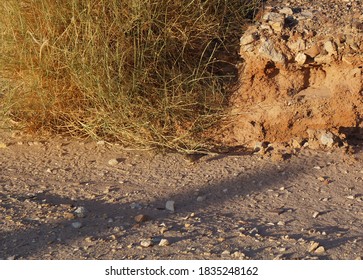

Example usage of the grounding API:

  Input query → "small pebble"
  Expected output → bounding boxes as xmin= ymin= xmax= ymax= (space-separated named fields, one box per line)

xmin=71 ymin=222 xmax=82 ymax=229
xmin=308 ymin=241 xmax=320 ymax=253
xmin=159 ymin=239 xmax=170 ymax=247
xmin=221 ymin=250 xmax=231 ymax=256
xmin=140 ymin=239 xmax=153 ymax=248
xmin=312 ymin=211 xmax=320 ymax=218
xmin=74 ymin=206 xmax=87 ymax=218
xmin=277 ymin=221 xmax=285 ymax=226
xmin=108 ymin=158 xmax=119 ymax=166
xmin=314 ymin=246 xmax=326 ymax=255
xmin=134 ymin=214 xmax=149 ymax=223
xmin=197 ymin=196 xmax=206 ymax=202
xmin=165 ymin=200 xmax=175 ymax=212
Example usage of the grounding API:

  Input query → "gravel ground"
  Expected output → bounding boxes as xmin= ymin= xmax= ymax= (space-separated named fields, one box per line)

xmin=1 ymin=131 xmax=362 ymax=260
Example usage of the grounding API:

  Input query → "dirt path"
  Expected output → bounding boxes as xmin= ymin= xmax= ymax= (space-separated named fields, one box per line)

xmin=1 ymin=131 xmax=362 ymax=260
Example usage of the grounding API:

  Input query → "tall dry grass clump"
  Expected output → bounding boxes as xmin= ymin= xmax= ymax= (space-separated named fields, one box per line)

xmin=0 ymin=0 xmax=261 ymax=151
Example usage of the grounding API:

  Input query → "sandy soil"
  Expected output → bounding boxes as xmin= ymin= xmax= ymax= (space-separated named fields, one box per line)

xmin=1 ymin=131 xmax=362 ymax=260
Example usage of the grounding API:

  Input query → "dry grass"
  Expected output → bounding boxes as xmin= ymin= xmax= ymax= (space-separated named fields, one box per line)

xmin=0 ymin=0 xmax=262 ymax=152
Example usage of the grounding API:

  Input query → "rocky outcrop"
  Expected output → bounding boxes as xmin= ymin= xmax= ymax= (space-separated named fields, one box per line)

xmin=219 ymin=0 xmax=363 ymax=149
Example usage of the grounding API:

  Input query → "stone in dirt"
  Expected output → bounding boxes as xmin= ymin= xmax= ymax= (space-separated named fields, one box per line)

xmin=314 ymin=246 xmax=326 ymax=255
xmin=134 ymin=214 xmax=150 ymax=223
xmin=140 ymin=239 xmax=153 ymax=248
xmin=165 ymin=200 xmax=175 ymax=212
xmin=74 ymin=206 xmax=87 ymax=218
xmin=308 ymin=241 xmax=320 ymax=253
xmin=108 ymin=158 xmax=119 ymax=166
xmin=71 ymin=222 xmax=82 ymax=229
xmin=158 ymin=239 xmax=170 ymax=247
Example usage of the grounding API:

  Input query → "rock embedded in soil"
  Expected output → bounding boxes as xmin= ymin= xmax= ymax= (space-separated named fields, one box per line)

xmin=308 ymin=241 xmax=320 ymax=253
xmin=165 ymin=200 xmax=175 ymax=212
xmin=71 ymin=222 xmax=83 ymax=229
xmin=158 ymin=239 xmax=170 ymax=247
xmin=140 ymin=239 xmax=153 ymax=248
xmin=314 ymin=246 xmax=326 ymax=255
xmin=74 ymin=206 xmax=87 ymax=218
xmin=134 ymin=214 xmax=150 ymax=223
xmin=108 ymin=158 xmax=119 ymax=166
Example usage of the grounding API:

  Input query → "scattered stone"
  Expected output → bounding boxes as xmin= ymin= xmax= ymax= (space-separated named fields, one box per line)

xmin=232 ymin=251 xmax=246 ymax=259
xmin=74 ymin=206 xmax=87 ymax=218
xmin=295 ymin=52 xmax=307 ymax=65
xmin=317 ymin=176 xmax=325 ymax=182
xmin=134 ymin=214 xmax=150 ymax=223
xmin=346 ymin=195 xmax=356 ymax=200
xmin=258 ymin=39 xmax=286 ymax=63
xmin=159 ymin=239 xmax=170 ymax=247
xmin=165 ymin=200 xmax=175 ymax=212
xmin=71 ymin=222 xmax=83 ymax=229
xmin=196 ymin=196 xmax=206 ymax=202
xmin=96 ymin=140 xmax=105 ymax=145
xmin=108 ymin=158 xmax=119 ymax=166
xmin=221 ymin=250 xmax=231 ymax=256
xmin=277 ymin=221 xmax=285 ymax=226
xmin=320 ymin=131 xmax=335 ymax=147
xmin=324 ymin=41 xmax=337 ymax=56
xmin=85 ymin=237 xmax=93 ymax=243
xmin=308 ymin=241 xmax=320 ymax=253
xmin=314 ymin=246 xmax=326 ymax=255
xmin=312 ymin=211 xmax=320 ymax=218
xmin=7 ymin=255 xmax=16 ymax=260
xmin=140 ymin=239 xmax=153 ymax=248
xmin=0 ymin=142 xmax=7 ymax=149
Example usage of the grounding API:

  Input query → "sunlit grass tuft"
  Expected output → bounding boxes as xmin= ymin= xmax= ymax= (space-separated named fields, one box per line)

xmin=0 ymin=0 xmax=262 ymax=152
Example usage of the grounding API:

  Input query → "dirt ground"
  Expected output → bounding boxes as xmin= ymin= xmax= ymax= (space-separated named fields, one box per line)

xmin=1 ymin=131 xmax=362 ymax=260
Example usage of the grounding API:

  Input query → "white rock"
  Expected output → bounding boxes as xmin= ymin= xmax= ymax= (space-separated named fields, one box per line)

xmin=320 ymin=131 xmax=334 ymax=147
xmin=165 ymin=200 xmax=175 ymax=212
xmin=295 ymin=52 xmax=307 ymax=65
xmin=259 ymin=40 xmax=286 ymax=63
xmin=197 ymin=196 xmax=206 ymax=202
xmin=158 ymin=239 xmax=170 ymax=247
xmin=140 ymin=239 xmax=153 ymax=248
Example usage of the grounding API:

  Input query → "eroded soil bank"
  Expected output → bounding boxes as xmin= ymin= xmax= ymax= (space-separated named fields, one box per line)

xmin=216 ymin=0 xmax=362 ymax=150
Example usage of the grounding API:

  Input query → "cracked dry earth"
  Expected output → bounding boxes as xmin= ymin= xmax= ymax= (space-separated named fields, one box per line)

xmin=0 ymin=132 xmax=363 ymax=260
